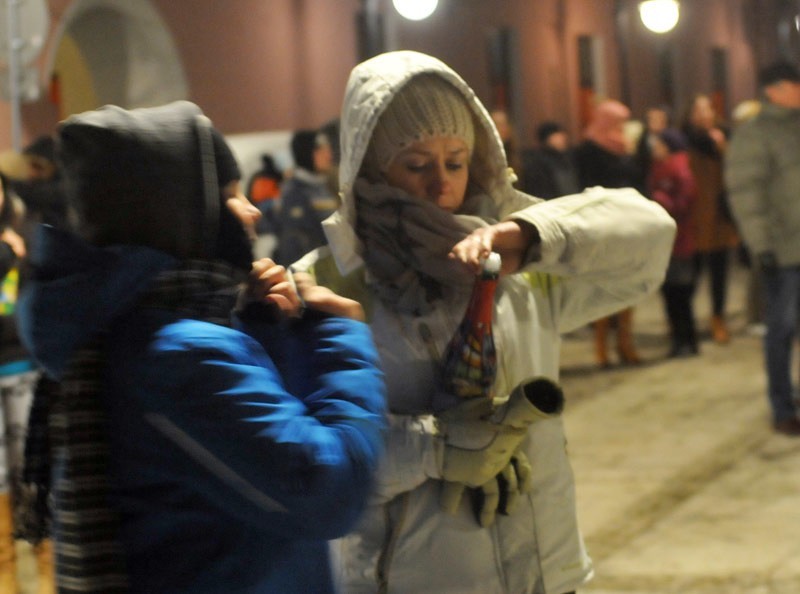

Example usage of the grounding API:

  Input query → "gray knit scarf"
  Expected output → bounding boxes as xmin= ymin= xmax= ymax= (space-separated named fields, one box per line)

xmin=20 ymin=260 xmax=242 ymax=593
xmin=354 ymin=178 xmax=497 ymax=316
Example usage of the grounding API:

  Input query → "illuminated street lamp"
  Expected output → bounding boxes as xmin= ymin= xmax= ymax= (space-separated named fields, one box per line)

xmin=392 ymin=0 xmax=438 ymax=21
xmin=639 ymin=0 xmax=680 ymax=33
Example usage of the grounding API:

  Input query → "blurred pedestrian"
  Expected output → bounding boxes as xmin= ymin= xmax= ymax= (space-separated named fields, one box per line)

xmin=11 ymin=136 xmax=69 ymax=230
xmin=0 ymin=172 xmax=53 ymax=594
xmin=682 ymin=93 xmax=739 ymax=344
xmin=574 ymin=99 xmax=644 ymax=367
xmin=520 ymin=120 xmax=581 ymax=199
xmin=275 ymin=129 xmax=339 ymax=266
xmin=246 ymin=153 xmax=283 ymax=235
xmin=647 ymin=129 xmax=699 ymax=357
xmin=634 ymin=105 xmax=672 ymax=196
xmin=726 ymin=61 xmax=800 ymax=436
xmin=490 ymin=108 xmax=523 ymax=181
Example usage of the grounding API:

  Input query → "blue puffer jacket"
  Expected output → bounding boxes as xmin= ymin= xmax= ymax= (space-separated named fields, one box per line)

xmin=18 ymin=225 xmax=387 ymax=593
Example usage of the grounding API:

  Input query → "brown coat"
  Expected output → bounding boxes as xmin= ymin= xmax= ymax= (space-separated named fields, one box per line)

xmin=686 ymin=134 xmax=739 ymax=253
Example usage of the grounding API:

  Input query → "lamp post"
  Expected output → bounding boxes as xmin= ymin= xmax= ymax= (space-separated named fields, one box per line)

xmin=4 ymin=0 xmax=22 ymax=150
xmin=638 ymin=0 xmax=680 ymax=107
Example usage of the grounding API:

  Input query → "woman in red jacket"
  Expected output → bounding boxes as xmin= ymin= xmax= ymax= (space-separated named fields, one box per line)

xmin=648 ymin=128 xmax=700 ymax=357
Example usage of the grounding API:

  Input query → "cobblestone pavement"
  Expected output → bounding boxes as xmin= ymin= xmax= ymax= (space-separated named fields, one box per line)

xmin=561 ymin=261 xmax=800 ymax=594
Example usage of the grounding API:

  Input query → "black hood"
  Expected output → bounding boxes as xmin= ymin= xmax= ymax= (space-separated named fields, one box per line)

xmin=57 ymin=100 xmax=251 ymax=268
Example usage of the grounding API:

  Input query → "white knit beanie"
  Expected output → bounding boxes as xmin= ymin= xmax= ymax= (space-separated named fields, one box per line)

xmin=368 ymin=74 xmax=475 ymax=172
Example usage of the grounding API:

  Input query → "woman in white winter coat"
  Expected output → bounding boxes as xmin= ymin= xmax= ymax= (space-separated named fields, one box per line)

xmin=295 ymin=51 xmax=676 ymax=594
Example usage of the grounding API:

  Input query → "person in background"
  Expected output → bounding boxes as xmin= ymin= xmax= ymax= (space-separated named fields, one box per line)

xmin=634 ymin=105 xmax=672 ymax=196
xmin=10 ymin=136 xmax=69 ymax=230
xmin=726 ymin=61 xmax=800 ymax=436
xmin=246 ymin=153 xmax=283 ymax=236
xmin=682 ymin=93 xmax=739 ymax=345
xmin=0 ymin=172 xmax=55 ymax=594
xmin=520 ymin=121 xmax=581 ymax=199
xmin=647 ymin=128 xmax=699 ymax=358
xmin=294 ymin=50 xmax=675 ymax=594
xmin=574 ymin=99 xmax=644 ymax=367
xmin=275 ymin=129 xmax=339 ymax=266
xmin=490 ymin=108 xmax=523 ymax=181
xmin=729 ymin=98 xmax=765 ymax=335
xmin=319 ymin=117 xmax=342 ymax=197
xmin=17 ymin=101 xmax=387 ymax=592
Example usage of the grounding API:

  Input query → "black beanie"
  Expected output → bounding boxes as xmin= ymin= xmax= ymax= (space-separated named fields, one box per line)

xmin=58 ymin=101 xmax=251 ymax=268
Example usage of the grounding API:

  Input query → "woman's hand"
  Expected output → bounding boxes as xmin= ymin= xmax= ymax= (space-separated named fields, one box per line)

xmin=242 ymin=259 xmax=365 ymax=321
xmin=448 ymin=220 xmax=535 ymax=275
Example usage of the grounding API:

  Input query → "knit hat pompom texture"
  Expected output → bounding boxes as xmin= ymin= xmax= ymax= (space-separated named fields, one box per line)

xmin=369 ymin=74 xmax=475 ymax=172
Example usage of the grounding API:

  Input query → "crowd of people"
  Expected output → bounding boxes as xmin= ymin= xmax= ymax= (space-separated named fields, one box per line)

xmin=0 ymin=49 xmax=796 ymax=593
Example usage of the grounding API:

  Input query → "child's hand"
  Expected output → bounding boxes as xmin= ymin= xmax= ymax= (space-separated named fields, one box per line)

xmin=292 ymin=271 xmax=365 ymax=321
xmin=242 ymin=258 xmax=304 ymax=317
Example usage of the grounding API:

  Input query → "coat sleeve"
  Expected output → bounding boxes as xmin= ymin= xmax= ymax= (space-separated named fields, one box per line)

xmin=651 ymin=161 xmax=695 ymax=219
xmin=147 ymin=316 xmax=387 ymax=541
xmin=507 ymin=186 xmax=676 ymax=332
xmin=724 ymin=121 xmax=771 ymax=256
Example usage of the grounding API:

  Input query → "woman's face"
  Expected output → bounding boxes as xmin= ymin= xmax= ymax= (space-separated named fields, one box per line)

xmin=690 ymin=96 xmax=716 ymax=129
xmin=646 ymin=108 xmax=669 ymax=134
xmin=384 ymin=136 xmax=470 ymax=213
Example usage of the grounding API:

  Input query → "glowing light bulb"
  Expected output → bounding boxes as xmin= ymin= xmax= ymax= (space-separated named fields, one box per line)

xmin=639 ymin=0 xmax=680 ymax=34
xmin=392 ymin=0 xmax=438 ymax=21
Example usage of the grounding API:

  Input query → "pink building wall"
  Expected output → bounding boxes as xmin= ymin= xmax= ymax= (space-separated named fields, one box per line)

xmin=0 ymin=0 xmax=781 ymax=151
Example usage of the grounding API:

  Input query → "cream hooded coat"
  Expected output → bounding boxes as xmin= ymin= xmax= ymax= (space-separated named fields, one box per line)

xmin=296 ymin=51 xmax=676 ymax=594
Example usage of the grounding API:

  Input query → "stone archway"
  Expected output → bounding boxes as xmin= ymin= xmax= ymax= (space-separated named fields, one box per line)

xmin=44 ymin=0 xmax=188 ymax=118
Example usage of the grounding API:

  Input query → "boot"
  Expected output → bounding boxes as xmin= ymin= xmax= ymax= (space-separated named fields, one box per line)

xmin=34 ymin=539 xmax=55 ymax=594
xmin=593 ymin=317 xmax=611 ymax=368
xmin=710 ymin=314 xmax=730 ymax=344
xmin=0 ymin=493 xmax=18 ymax=594
xmin=616 ymin=308 xmax=641 ymax=365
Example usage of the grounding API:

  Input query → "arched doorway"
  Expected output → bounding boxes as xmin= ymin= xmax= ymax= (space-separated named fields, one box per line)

xmin=44 ymin=0 xmax=188 ymax=119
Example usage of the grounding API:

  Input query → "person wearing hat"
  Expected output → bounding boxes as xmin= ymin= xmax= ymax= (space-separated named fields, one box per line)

xmin=633 ymin=105 xmax=672 ymax=196
xmin=16 ymin=100 xmax=387 ymax=593
xmin=647 ymin=128 xmax=700 ymax=358
xmin=10 ymin=135 xmax=70 ymax=230
xmin=726 ymin=60 xmax=800 ymax=436
xmin=574 ymin=100 xmax=646 ymax=368
xmin=292 ymin=50 xmax=676 ymax=594
xmin=274 ymin=128 xmax=339 ymax=266
xmin=520 ymin=120 xmax=581 ymax=199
